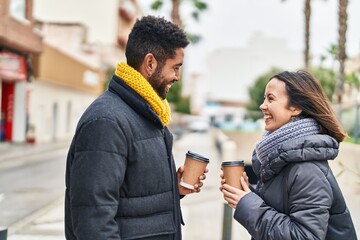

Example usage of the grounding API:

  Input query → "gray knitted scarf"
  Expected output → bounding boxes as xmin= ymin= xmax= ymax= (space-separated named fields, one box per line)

xmin=255 ymin=117 xmax=320 ymax=162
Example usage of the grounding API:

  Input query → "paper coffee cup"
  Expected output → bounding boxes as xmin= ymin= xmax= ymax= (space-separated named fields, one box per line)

xmin=221 ymin=160 xmax=245 ymax=190
xmin=180 ymin=151 xmax=209 ymax=190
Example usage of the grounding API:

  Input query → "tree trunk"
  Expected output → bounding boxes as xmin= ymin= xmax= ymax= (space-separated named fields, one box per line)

xmin=171 ymin=0 xmax=182 ymax=27
xmin=304 ymin=0 xmax=311 ymax=70
xmin=335 ymin=0 xmax=348 ymax=116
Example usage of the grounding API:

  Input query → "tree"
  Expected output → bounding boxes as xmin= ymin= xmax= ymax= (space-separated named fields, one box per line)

xmin=282 ymin=0 xmax=337 ymax=70
xmin=151 ymin=0 xmax=207 ymax=28
xmin=309 ymin=67 xmax=337 ymax=101
xmin=282 ymin=0 xmax=312 ymax=70
xmin=151 ymin=0 xmax=207 ymax=44
xmin=334 ymin=0 xmax=348 ymax=109
xmin=304 ymin=0 xmax=311 ymax=70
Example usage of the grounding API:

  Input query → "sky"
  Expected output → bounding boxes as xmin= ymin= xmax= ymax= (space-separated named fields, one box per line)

xmin=34 ymin=0 xmax=360 ymax=73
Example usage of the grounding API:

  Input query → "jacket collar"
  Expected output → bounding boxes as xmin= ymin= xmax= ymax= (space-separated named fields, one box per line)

xmin=108 ymin=74 xmax=163 ymax=128
xmin=253 ymin=134 xmax=339 ymax=182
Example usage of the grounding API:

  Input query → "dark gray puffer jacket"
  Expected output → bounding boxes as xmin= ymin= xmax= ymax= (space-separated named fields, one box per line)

xmin=65 ymin=75 xmax=182 ymax=240
xmin=235 ymin=134 xmax=357 ymax=240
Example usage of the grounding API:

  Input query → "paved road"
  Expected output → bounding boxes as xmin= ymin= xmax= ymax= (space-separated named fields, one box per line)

xmin=0 ymin=148 xmax=66 ymax=229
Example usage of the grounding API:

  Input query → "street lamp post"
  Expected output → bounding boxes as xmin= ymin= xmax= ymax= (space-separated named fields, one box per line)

xmin=0 ymin=226 xmax=7 ymax=240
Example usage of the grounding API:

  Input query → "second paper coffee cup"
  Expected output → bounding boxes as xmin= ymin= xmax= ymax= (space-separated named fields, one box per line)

xmin=180 ymin=151 xmax=209 ymax=190
xmin=222 ymin=160 xmax=245 ymax=190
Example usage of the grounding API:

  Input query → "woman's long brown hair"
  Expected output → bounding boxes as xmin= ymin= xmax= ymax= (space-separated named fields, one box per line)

xmin=270 ymin=70 xmax=348 ymax=142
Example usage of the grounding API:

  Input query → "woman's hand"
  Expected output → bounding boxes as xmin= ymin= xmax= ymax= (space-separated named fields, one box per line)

xmin=220 ymin=171 xmax=251 ymax=209
xmin=177 ymin=166 xmax=208 ymax=195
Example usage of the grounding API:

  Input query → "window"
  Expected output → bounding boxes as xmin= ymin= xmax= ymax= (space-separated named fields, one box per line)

xmin=10 ymin=0 xmax=27 ymax=21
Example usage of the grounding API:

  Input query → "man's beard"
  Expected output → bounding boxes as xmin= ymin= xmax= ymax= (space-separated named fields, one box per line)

xmin=148 ymin=67 xmax=168 ymax=100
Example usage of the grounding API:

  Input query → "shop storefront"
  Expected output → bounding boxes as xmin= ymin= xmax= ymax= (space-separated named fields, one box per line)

xmin=0 ymin=50 xmax=29 ymax=143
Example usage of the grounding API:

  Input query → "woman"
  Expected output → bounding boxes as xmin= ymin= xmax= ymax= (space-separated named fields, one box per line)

xmin=220 ymin=70 xmax=357 ymax=240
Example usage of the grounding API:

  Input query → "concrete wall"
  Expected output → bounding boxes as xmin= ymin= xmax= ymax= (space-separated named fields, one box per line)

xmin=28 ymin=80 xmax=97 ymax=142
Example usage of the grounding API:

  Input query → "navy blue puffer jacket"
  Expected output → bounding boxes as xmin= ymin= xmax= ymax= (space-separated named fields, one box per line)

xmin=235 ymin=135 xmax=357 ymax=240
xmin=65 ymin=75 xmax=182 ymax=240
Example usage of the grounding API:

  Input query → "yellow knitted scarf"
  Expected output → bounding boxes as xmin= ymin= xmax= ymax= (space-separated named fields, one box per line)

xmin=114 ymin=62 xmax=171 ymax=126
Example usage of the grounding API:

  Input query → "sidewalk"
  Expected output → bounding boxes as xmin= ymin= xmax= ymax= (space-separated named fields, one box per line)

xmin=329 ymin=142 xmax=360 ymax=234
xmin=0 ymin=139 xmax=70 ymax=240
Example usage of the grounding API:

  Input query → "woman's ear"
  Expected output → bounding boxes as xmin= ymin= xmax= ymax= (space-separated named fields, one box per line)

xmin=290 ymin=106 xmax=302 ymax=117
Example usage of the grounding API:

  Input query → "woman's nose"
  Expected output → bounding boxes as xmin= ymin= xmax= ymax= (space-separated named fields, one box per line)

xmin=259 ymin=102 xmax=266 ymax=110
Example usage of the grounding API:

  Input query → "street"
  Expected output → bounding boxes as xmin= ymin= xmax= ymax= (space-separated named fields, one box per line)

xmin=0 ymin=148 xmax=66 ymax=230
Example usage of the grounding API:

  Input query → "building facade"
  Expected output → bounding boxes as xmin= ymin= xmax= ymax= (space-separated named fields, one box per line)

xmin=0 ymin=0 xmax=43 ymax=143
xmin=30 ymin=22 xmax=123 ymax=143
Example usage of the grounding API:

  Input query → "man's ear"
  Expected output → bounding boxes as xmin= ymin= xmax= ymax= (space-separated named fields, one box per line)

xmin=144 ymin=53 xmax=158 ymax=77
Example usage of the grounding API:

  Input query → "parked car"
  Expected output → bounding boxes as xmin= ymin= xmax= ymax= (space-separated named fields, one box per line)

xmin=186 ymin=116 xmax=210 ymax=133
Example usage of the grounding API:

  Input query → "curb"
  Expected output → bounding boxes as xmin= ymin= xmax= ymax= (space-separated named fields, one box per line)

xmin=8 ymin=197 xmax=64 ymax=235
xmin=0 ymin=140 xmax=71 ymax=163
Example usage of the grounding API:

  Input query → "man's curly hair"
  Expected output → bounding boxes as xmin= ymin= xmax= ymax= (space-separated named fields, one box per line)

xmin=125 ymin=15 xmax=189 ymax=70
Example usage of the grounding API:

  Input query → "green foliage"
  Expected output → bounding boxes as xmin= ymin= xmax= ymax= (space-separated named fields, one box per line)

xmin=167 ymin=80 xmax=182 ymax=103
xmin=246 ymin=68 xmax=282 ymax=120
xmin=151 ymin=0 xmax=163 ymax=10
xmin=187 ymin=33 xmax=201 ymax=44
xmin=308 ymin=67 xmax=336 ymax=101
xmin=175 ymin=97 xmax=191 ymax=114
xmin=191 ymin=0 xmax=207 ymax=21
xmin=150 ymin=0 xmax=207 ymax=17
xmin=167 ymin=81 xmax=190 ymax=113
xmin=193 ymin=0 xmax=207 ymax=10
xmin=346 ymin=72 xmax=360 ymax=89
xmin=191 ymin=11 xmax=199 ymax=21
xmin=327 ymin=43 xmax=339 ymax=61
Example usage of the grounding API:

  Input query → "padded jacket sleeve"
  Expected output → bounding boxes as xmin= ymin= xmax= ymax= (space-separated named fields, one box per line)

xmin=69 ymin=118 xmax=128 ymax=240
xmin=234 ymin=162 xmax=333 ymax=240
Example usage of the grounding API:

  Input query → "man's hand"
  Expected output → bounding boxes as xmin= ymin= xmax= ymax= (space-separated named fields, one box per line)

xmin=177 ymin=166 xmax=208 ymax=195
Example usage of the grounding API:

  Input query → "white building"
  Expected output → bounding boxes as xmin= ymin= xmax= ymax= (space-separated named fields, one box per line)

xmin=187 ymin=32 xmax=303 ymax=127
xmin=205 ymin=32 xmax=303 ymax=103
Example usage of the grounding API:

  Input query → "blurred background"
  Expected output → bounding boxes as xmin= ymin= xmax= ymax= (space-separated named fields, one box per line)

xmin=0 ymin=0 xmax=359 ymax=239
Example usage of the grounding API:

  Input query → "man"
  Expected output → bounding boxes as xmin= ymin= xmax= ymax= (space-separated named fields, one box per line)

xmin=65 ymin=15 xmax=206 ymax=240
